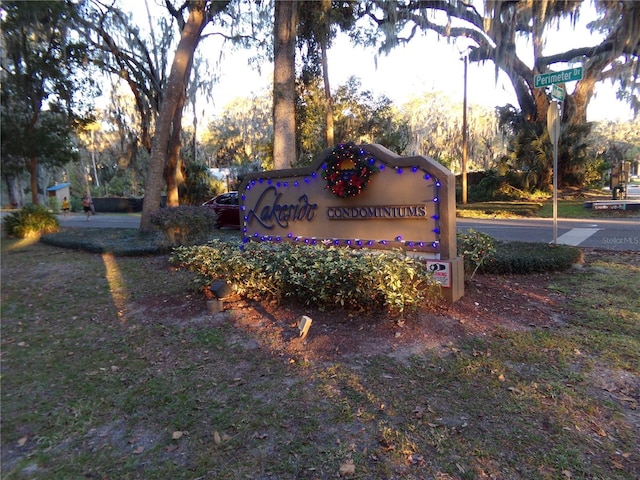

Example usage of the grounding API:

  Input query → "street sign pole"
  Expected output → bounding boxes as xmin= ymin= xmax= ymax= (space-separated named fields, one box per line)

xmin=546 ymin=100 xmax=561 ymax=245
xmin=534 ymin=66 xmax=580 ymax=246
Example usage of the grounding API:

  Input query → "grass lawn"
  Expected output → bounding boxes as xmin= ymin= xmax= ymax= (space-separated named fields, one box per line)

xmin=1 ymin=227 xmax=638 ymax=479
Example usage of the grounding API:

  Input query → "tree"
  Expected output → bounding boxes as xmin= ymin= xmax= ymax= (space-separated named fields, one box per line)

xmin=273 ymin=0 xmax=299 ymax=169
xmin=84 ymin=0 xmax=268 ymax=211
xmin=102 ymin=83 xmax=150 ymax=196
xmin=401 ymin=91 xmax=502 ymax=172
xmin=296 ymin=78 xmax=330 ymax=164
xmin=496 ymin=102 xmax=595 ymax=190
xmin=297 ymin=1 xmax=361 ymax=149
xmin=202 ymin=93 xmax=273 ymax=169
xmin=82 ymin=0 xmax=187 ymax=205
xmin=73 ymin=89 xmax=150 ymax=198
xmin=331 ymin=76 xmax=410 ymax=152
xmin=357 ymin=0 xmax=640 ymax=189
xmin=360 ymin=1 xmax=639 ymax=126
xmin=0 ymin=0 xmax=95 ymax=205
xmin=81 ymin=0 xmax=173 ymax=154
xmin=185 ymin=56 xmax=214 ymax=165
xmin=140 ymin=0 xmax=216 ymax=231
xmin=82 ymin=0 xmax=233 ymax=208
xmin=589 ymin=118 xmax=640 ymax=180
xmin=178 ymin=162 xmax=216 ymax=205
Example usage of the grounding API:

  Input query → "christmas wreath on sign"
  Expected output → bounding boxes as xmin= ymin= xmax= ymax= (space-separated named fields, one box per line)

xmin=323 ymin=143 xmax=378 ymax=198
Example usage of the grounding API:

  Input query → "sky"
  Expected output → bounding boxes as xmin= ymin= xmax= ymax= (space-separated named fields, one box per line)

xmin=210 ymin=15 xmax=633 ymax=123
xmin=129 ymin=1 xmax=635 ymax=123
xmin=211 ymin=31 xmax=521 ymax=114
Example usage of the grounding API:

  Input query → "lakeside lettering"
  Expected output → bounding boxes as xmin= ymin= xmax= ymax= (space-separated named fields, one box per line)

xmin=327 ymin=205 xmax=428 ymax=220
xmin=246 ymin=186 xmax=318 ymax=229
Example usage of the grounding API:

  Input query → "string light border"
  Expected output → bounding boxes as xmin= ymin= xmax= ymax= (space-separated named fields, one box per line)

xmin=241 ymin=152 xmax=442 ymax=254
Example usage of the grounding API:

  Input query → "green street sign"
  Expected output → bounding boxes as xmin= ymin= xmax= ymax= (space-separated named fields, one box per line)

xmin=551 ymin=84 xmax=565 ymax=101
xmin=534 ymin=67 xmax=583 ymax=88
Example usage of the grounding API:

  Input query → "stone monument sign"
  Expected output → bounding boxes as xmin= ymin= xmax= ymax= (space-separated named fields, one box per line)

xmin=239 ymin=143 xmax=464 ymax=301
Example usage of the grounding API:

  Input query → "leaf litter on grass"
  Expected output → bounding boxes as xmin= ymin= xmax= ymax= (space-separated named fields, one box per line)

xmin=1 ymin=239 xmax=638 ymax=479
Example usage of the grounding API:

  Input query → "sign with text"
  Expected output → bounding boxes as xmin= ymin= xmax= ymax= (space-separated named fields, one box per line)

xmin=239 ymin=143 xmax=464 ymax=301
xmin=240 ymin=144 xmax=457 ymax=259
xmin=534 ymin=67 xmax=583 ymax=88
xmin=551 ymin=84 xmax=565 ymax=101
xmin=425 ymin=261 xmax=451 ymax=288
xmin=593 ymin=202 xmax=627 ymax=210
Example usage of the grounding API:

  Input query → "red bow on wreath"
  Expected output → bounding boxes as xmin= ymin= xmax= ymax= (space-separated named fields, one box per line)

xmin=322 ymin=143 xmax=378 ymax=198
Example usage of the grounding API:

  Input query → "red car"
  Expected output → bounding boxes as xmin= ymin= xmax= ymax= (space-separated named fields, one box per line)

xmin=202 ymin=192 xmax=241 ymax=228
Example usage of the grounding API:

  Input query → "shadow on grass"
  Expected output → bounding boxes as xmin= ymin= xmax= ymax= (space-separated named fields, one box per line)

xmin=41 ymin=227 xmax=242 ymax=256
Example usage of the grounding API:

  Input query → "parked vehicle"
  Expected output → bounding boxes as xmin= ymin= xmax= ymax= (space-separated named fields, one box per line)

xmin=202 ymin=192 xmax=240 ymax=228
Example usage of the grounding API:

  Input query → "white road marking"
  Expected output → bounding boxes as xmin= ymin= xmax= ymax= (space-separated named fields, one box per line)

xmin=556 ymin=228 xmax=601 ymax=246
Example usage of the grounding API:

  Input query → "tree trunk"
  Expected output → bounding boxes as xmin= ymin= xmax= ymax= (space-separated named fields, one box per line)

xmin=3 ymin=171 xmax=24 ymax=207
xmin=321 ymin=37 xmax=334 ymax=148
xmin=273 ymin=0 xmax=298 ymax=170
xmin=164 ymin=91 xmax=187 ymax=207
xmin=29 ymin=157 xmax=39 ymax=205
xmin=140 ymin=2 xmax=208 ymax=232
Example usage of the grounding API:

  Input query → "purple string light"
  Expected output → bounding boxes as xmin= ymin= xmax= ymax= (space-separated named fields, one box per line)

xmin=241 ymin=157 xmax=442 ymax=252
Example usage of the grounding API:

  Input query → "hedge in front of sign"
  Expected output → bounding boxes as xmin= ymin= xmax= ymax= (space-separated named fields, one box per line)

xmin=171 ymin=240 xmax=441 ymax=315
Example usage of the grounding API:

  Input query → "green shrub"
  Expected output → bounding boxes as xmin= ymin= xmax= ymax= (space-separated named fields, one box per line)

xmin=178 ymin=162 xmax=221 ymax=205
xmin=2 ymin=204 xmax=60 ymax=238
xmin=69 ymin=196 xmax=82 ymax=212
xmin=150 ymin=206 xmax=218 ymax=247
xmin=456 ymin=230 xmax=582 ymax=276
xmin=171 ymin=240 xmax=441 ymax=315
xmin=480 ymin=241 xmax=583 ymax=274
xmin=468 ymin=169 xmax=503 ymax=202
xmin=457 ymin=229 xmax=497 ymax=279
xmin=48 ymin=197 xmax=60 ymax=213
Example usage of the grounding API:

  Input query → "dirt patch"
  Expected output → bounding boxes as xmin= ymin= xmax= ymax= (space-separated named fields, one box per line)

xmin=213 ymin=270 xmax=568 ymax=364
xmin=117 ymin=250 xmax=639 ymax=392
xmin=133 ymin=263 xmax=574 ymax=369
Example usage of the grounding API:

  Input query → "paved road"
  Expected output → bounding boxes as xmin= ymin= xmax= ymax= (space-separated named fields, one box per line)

xmin=48 ymin=213 xmax=640 ymax=252
xmin=56 ymin=212 xmax=141 ymax=229
xmin=458 ymin=217 xmax=640 ymax=252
